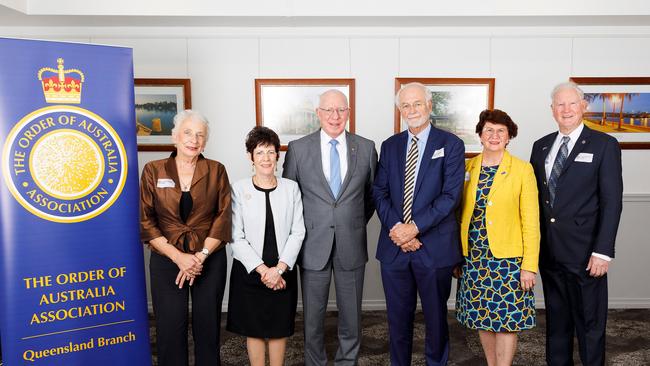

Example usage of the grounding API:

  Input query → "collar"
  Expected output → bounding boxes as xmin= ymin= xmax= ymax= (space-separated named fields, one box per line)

xmin=320 ymin=129 xmax=346 ymax=146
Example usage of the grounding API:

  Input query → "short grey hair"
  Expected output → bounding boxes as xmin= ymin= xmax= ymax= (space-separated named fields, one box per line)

xmin=171 ymin=109 xmax=210 ymax=141
xmin=551 ymin=81 xmax=585 ymax=103
xmin=318 ymin=89 xmax=348 ymax=107
xmin=395 ymin=82 xmax=432 ymax=107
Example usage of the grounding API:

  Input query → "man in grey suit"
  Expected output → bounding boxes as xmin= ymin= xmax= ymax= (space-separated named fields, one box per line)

xmin=283 ymin=89 xmax=377 ymax=365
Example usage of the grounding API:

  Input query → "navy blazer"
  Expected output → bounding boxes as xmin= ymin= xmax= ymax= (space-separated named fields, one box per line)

xmin=373 ymin=125 xmax=465 ymax=268
xmin=530 ymin=125 xmax=623 ymax=266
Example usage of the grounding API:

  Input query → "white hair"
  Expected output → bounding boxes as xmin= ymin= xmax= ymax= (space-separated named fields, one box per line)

xmin=171 ymin=109 xmax=210 ymax=141
xmin=318 ymin=89 xmax=348 ymax=107
xmin=395 ymin=82 xmax=432 ymax=107
xmin=551 ymin=81 xmax=585 ymax=102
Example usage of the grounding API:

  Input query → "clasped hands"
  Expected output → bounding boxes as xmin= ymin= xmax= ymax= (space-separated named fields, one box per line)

xmin=390 ymin=222 xmax=421 ymax=252
xmin=173 ymin=251 xmax=205 ymax=288
xmin=256 ymin=264 xmax=286 ymax=291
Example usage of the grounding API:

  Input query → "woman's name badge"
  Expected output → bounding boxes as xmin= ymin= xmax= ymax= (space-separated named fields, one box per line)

xmin=157 ymin=178 xmax=176 ymax=188
xmin=465 ymin=172 xmax=471 ymax=181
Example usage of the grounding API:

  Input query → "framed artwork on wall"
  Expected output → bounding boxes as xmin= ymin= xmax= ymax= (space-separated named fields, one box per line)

xmin=135 ymin=78 xmax=191 ymax=151
xmin=255 ymin=78 xmax=355 ymax=150
xmin=395 ymin=77 xmax=495 ymax=156
xmin=571 ymin=77 xmax=650 ymax=150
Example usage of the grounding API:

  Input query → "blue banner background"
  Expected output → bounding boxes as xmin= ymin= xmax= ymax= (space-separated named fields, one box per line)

xmin=0 ymin=38 xmax=151 ymax=365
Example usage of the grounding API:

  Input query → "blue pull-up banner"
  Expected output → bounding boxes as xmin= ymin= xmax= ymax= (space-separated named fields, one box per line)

xmin=0 ymin=38 xmax=151 ymax=365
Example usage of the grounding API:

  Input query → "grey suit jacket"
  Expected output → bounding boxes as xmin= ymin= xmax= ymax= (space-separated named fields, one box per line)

xmin=282 ymin=130 xmax=378 ymax=271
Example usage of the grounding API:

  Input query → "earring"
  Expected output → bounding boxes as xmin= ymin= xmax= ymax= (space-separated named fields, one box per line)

xmin=251 ymin=163 xmax=255 ymax=174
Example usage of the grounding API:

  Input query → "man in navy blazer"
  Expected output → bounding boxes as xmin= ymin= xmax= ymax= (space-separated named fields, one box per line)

xmin=373 ymin=82 xmax=465 ymax=365
xmin=530 ymin=82 xmax=623 ymax=366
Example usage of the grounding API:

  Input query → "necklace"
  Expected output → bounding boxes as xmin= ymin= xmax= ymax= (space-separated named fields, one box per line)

xmin=253 ymin=175 xmax=277 ymax=188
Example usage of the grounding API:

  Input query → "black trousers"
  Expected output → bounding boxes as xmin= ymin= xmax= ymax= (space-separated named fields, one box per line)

xmin=150 ymin=249 xmax=227 ymax=366
xmin=541 ymin=261 xmax=608 ymax=366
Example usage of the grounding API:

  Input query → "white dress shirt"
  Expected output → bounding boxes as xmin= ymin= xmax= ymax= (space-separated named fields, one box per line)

xmin=544 ymin=123 xmax=610 ymax=262
xmin=320 ymin=129 xmax=348 ymax=183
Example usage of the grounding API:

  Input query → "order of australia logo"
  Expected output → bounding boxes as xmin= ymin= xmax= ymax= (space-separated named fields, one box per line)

xmin=1 ymin=58 xmax=127 ymax=223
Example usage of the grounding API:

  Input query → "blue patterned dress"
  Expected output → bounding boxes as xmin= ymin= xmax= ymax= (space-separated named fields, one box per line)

xmin=455 ymin=165 xmax=535 ymax=332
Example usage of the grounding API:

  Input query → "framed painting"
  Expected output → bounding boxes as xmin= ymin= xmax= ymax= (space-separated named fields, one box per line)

xmin=135 ymin=78 xmax=191 ymax=151
xmin=395 ymin=78 xmax=495 ymax=156
xmin=255 ymin=78 xmax=355 ymax=150
xmin=571 ymin=77 xmax=650 ymax=149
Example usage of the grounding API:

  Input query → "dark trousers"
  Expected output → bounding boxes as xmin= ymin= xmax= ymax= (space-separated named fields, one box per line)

xmin=150 ymin=249 xmax=227 ymax=366
xmin=541 ymin=262 xmax=608 ymax=366
xmin=381 ymin=253 xmax=454 ymax=366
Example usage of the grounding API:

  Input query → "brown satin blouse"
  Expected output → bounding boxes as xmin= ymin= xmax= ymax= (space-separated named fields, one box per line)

xmin=140 ymin=152 xmax=232 ymax=253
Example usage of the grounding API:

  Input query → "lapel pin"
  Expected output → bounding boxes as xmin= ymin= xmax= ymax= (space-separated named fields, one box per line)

xmin=581 ymin=140 xmax=586 ymax=144
xmin=542 ymin=146 xmax=548 ymax=150
xmin=501 ymin=171 xmax=506 ymax=175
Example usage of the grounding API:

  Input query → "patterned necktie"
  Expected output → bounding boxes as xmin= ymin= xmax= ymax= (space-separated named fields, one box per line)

xmin=548 ymin=136 xmax=570 ymax=207
xmin=329 ymin=139 xmax=341 ymax=198
xmin=403 ymin=136 xmax=419 ymax=223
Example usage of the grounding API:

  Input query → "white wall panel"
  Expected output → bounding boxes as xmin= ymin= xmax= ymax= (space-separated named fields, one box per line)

xmin=260 ymin=37 xmax=350 ymax=77
xmin=573 ymin=37 xmax=650 ymax=77
xmin=92 ymin=37 xmax=188 ymax=77
xmin=188 ymin=38 xmax=259 ymax=182
xmin=398 ymin=37 xmax=491 ymax=77
xmin=490 ymin=37 xmax=573 ymax=159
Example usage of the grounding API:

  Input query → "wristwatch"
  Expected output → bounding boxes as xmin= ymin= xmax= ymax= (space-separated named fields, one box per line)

xmin=201 ymin=248 xmax=210 ymax=257
xmin=277 ymin=268 xmax=284 ymax=275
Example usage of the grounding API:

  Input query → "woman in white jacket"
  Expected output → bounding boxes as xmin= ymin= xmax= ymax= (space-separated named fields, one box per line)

xmin=227 ymin=126 xmax=305 ymax=366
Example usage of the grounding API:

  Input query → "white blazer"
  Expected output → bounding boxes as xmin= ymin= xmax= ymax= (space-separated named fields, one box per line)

xmin=229 ymin=177 xmax=306 ymax=273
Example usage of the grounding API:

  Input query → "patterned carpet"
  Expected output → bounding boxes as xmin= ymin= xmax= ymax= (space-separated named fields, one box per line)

xmin=149 ymin=309 xmax=650 ymax=365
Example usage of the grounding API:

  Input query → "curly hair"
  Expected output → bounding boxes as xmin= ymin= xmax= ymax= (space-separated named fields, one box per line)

xmin=245 ymin=126 xmax=281 ymax=160
xmin=475 ymin=109 xmax=518 ymax=138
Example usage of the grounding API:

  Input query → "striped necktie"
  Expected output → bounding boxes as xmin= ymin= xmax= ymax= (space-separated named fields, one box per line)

xmin=403 ymin=136 xmax=419 ymax=223
xmin=548 ymin=136 xmax=570 ymax=207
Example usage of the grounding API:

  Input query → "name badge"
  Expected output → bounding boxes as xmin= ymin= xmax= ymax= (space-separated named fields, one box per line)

xmin=465 ymin=172 xmax=471 ymax=181
xmin=157 ymin=178 xmax=176 ymax=188
xmin=575 ymin=152 xmax=593 ymax=163
xmin=432 ymin=148 xmax=445 ymax=159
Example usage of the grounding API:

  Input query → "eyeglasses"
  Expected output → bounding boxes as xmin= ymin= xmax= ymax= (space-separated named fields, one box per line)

xmin=399 ymin=102 xmax=426 ymax=111
xmin=482 ymin=127 xmax=508 ymax=136
xmin=318 ymin=107 xmax=350 ymax=117
xmin=254 ymin=149 xmax=277 ymax=157
xmin=182 ymin=129 xmax=206 ymax=141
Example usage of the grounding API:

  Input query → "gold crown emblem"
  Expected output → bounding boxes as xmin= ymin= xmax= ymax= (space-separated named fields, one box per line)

xmin=38 ymin=58 xmax=85 ymax=104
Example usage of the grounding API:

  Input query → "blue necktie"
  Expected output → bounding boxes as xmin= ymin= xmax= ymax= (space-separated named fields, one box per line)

xmin=329 ymin=139 xmax=341 ymax=198
xmin=548 ymin=136 xmax=570 ymax=207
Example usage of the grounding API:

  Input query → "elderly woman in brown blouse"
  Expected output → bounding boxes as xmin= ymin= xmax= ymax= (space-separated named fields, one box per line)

xmin=140 ymin=109 xmax=231 ymax=366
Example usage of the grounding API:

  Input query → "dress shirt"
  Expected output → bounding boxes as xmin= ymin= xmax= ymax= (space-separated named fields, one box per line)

xmin=320 ymin=129 xmax=348 ymax=183
xmin=543 ymin=123 xmax=610 ymax=262
xmin=404 ymin=123 xmax=431 ymax=187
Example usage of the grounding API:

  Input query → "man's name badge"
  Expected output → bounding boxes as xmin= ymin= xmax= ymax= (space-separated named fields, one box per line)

xmin=157 ymin=178 xmax=176 ymax=188
xmin=575 ymin=152 xmax=593 ymax=163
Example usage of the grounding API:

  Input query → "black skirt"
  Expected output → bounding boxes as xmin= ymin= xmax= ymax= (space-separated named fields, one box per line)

xmin=226 ymin=259 xmax=298 ymax=338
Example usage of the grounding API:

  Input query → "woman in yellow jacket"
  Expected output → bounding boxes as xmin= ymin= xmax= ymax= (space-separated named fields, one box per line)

xmin=455 ymin=109 xmax=540 ymax=366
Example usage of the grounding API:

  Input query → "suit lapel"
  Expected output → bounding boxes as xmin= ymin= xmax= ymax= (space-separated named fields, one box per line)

xmin=413 ymin=126 xmax=437 ymax=198
xmin=309 ymin=131 xmax=335 ymax=200
xmin=487 ymin=151 xmax=512 ymax=199
xmin=560 ymin=126 xmax=591 ymax=176
xmin=396 ymin=131 xmax=409 ymax=194
xmin=191 ymin=155 xmax=209 ymax=188
xmin=337 ymin=132 xmax=357 ymax=200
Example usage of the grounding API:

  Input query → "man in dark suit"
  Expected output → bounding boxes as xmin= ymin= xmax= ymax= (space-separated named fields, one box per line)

xmin=530 ymin=82 xmax=623 ymax=366
xmin=283 ymin=89 xmax=377 ymax=366
xmin=373 ymin=82 xmax=465 ymax=365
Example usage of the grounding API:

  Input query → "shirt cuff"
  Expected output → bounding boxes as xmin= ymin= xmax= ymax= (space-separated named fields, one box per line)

xmin=591 ymin=252 xmax=612 ymax=262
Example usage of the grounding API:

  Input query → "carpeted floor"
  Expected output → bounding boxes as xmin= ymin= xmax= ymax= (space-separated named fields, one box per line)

xmin=150 ymin=309 xmax=650 ymax=365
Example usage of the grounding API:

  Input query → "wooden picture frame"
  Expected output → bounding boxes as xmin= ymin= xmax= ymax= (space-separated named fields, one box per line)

xmin=255 ymin=78 xmax=355 ymax=151
xmin=135 ymin=78 xmax=191 ymax=151
xmin=395 ymin=78 xmax=495 ymax=157
xmin=571 ymin=77 xmax=650 ymax=150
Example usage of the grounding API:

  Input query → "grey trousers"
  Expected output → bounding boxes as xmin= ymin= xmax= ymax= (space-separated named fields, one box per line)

xmin=300 ymin=252 xmax=365 ymax=366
